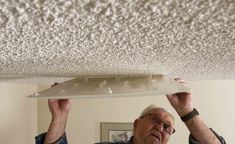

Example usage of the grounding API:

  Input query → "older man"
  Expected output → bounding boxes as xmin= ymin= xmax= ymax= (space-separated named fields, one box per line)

xmin=35 ymin=79 xmax=226 ymax=144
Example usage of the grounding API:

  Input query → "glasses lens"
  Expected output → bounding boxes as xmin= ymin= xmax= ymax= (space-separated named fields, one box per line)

xmin=163 ymin=123 xmax=171 ymax=133
xmin=146 ymin=114 xmax=175 ymax=135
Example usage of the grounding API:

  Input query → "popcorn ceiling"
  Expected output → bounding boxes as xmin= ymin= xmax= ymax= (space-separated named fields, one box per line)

xmin=0 ymin=0 xmax=234 ymax=84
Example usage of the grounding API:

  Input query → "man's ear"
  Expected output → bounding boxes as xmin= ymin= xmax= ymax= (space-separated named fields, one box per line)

xmin=133 ymin=119 xmax=139 ymax=133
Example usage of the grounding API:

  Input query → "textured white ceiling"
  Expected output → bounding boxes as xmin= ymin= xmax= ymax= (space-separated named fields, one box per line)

xmin=0 ymin=0 xmax=235 ymax=84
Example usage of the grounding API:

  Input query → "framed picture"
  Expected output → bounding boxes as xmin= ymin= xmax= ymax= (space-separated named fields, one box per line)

xmin=100 ymin=122 xmax=133 ymax=142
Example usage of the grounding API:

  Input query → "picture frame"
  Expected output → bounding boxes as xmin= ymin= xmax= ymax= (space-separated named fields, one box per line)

xmin=100 ymin=122 xmax=133 ymax=142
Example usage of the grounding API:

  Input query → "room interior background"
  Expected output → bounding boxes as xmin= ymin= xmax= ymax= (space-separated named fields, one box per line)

xmin=0 ymin=0 xmax=234 ymax=144
xmin=1 ymin=80 xmax=234 ymax=144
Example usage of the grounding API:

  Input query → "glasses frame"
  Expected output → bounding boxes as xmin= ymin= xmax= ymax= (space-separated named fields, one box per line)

xmin=141 ymin=113 xmax=176 ymax=135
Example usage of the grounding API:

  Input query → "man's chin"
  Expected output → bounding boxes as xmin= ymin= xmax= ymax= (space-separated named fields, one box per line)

xmin=145 ymin=135 xmax=161 ymax=144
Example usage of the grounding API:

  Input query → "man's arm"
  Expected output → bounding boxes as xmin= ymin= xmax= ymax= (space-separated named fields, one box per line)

xmin=189 ymin=128 xmax=226 ymax=144
xmin=166 ymin=78 xmax=223 ymax=144
xmin=43 ymin=99 xmax=71 ymax=144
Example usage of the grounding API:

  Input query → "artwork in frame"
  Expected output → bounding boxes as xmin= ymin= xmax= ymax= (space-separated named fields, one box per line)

xmin=100 ymin=122 xmax=133 ymax=142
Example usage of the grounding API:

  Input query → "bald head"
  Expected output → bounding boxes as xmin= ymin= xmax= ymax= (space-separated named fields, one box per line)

xmin=139 ymin=105 xmax=175 ymax=123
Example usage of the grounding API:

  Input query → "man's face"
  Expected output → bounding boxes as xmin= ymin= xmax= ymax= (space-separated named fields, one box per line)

xmin=133 ymin=108 xmax=174 ymax=144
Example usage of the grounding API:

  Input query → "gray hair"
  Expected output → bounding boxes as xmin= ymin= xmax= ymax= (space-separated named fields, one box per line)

xmin=139 ymin=104 xmax=175 ymax=122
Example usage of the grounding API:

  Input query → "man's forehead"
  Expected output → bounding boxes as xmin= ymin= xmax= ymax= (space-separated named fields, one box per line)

xmin=148 ymin=108 xmax=174 ymax=122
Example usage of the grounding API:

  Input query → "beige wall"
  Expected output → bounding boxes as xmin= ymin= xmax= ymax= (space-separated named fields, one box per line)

xmin=38 ymin=80 xmax=235 ymax=144
xmin=0 ymin=83 xmax=37 ymax=144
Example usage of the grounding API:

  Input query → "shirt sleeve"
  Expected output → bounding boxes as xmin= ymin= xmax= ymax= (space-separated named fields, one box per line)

xmin=35 ymin=132 xmax=68 ymax=144
xmin=188 ymin=128 xmax=226 ymax=144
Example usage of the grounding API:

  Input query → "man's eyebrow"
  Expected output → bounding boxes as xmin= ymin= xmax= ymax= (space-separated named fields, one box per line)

xmin=156 ymin=114 xmax=173 ymax=125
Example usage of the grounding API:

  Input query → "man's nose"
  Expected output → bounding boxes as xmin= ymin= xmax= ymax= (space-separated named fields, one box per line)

xmin=153 ymin=122 xmax=164 ymax=133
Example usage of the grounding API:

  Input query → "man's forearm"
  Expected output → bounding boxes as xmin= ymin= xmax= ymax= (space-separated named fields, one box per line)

xmin=44 ymin=119 xmax=66 ymax=144
xmin=184 ymin=115 xmax=221 ymax=144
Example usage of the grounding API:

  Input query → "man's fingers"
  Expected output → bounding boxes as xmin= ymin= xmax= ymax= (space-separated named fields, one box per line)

xmin=48 ymin=98 xmax=58 ymax=103
xmin=60 ymin=99 xmax=71 ymax=111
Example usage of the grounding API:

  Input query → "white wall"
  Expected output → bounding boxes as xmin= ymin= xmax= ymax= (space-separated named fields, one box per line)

xmin=0 ymin=83 xmax=37 ymax=144
xmin=38 ymin=80 xmax=235 ymax=144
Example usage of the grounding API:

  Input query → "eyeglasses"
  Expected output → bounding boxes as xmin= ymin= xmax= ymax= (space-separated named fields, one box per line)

xmin=141 ymin=113 xmax=176 ymax=135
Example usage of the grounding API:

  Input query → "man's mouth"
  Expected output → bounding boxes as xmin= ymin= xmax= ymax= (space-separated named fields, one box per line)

xmin=151 ymin=133 xmax=161 ymax=142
